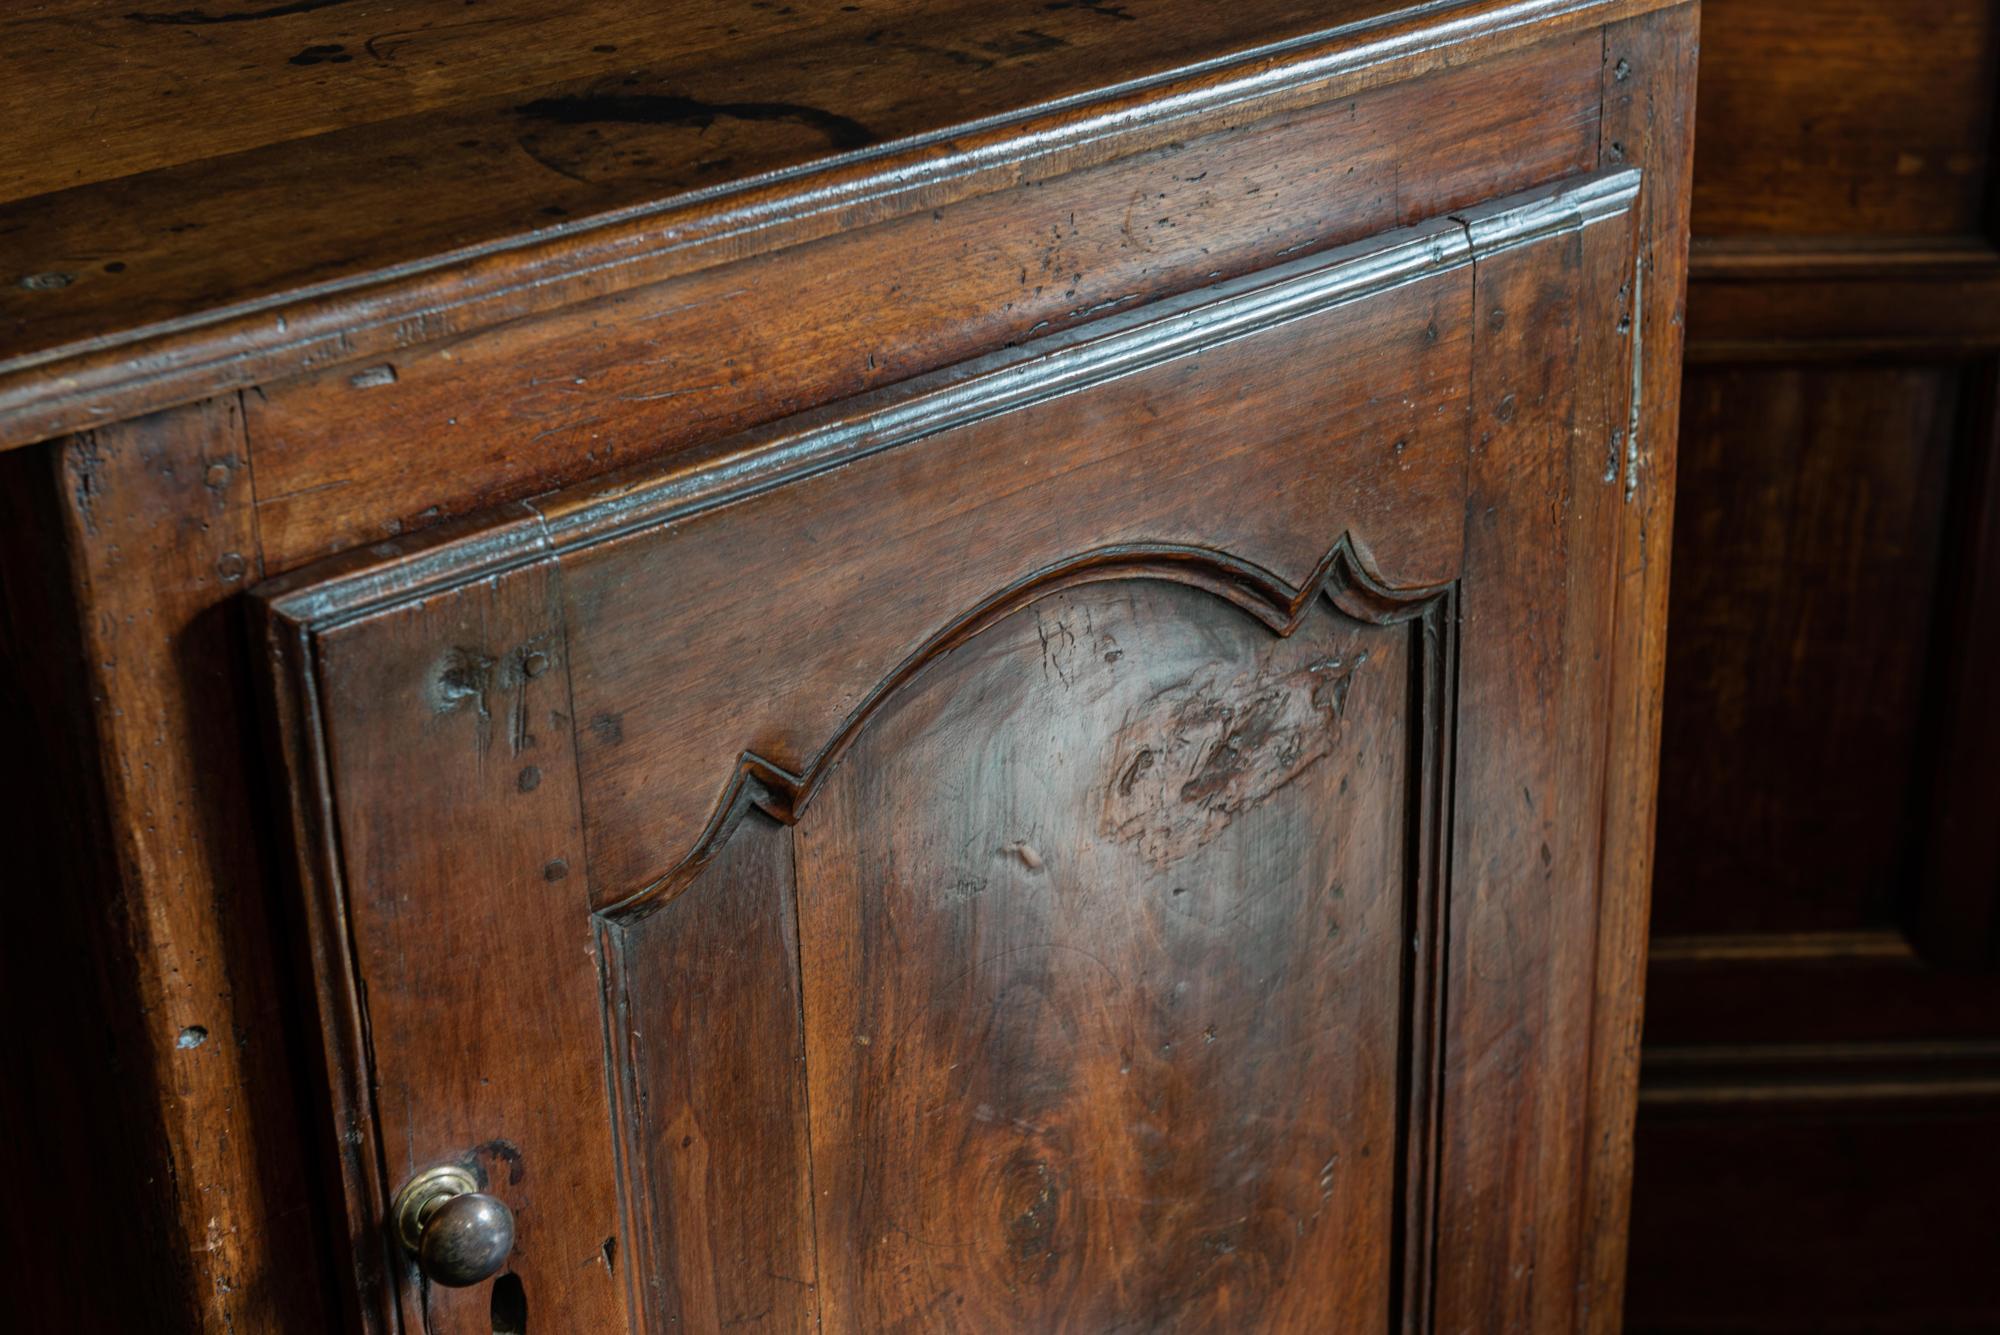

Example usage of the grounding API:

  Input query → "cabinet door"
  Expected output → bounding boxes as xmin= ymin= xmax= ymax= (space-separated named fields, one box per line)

xmin=257 ymin=170 xmax=1644 ymax=1334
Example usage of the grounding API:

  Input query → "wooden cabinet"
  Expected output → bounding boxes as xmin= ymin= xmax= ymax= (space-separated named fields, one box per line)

xmin=1625 ymin=3 xmax=2000 ymax=1329
xmin=0 ymin=3 xmax=1694 ymax=1330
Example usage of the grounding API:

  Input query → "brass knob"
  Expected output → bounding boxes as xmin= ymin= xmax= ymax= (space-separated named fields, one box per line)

xmin=391 ymin=1164 xmax=515 ymax=1288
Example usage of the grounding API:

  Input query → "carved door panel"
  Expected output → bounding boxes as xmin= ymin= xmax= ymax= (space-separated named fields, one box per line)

xmin=256 ymin=170 xmax=1644 ymax=1333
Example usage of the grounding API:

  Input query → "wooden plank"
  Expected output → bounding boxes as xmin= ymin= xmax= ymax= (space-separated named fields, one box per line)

xmin=1688 ymin=0 xmax=1997 ymax=239
xmin=602 ymin=816 xmax=820 ymax=1331
xmin=1685 ymin=243 xmax=2000 ymax=360
xmin=18 ymin=404 xmax=343 ymax=1332
xmin=1432 ymin=208 xmax=1598 ymax=1335
xmin=1913 ymin=362 xmax=2000 ymax=969
xmin=0 ymin=440 xmax=206 ymax=1329
xmin=0 ymin=0 xmax=1675 ymax=450
xmin=271 ymin=554 xmax=630 ymax=1332
xmin=1578 ymin=6 xmax=1696 ymax=1329
xmin=243 ymin=32 xmax=1603 ymax=569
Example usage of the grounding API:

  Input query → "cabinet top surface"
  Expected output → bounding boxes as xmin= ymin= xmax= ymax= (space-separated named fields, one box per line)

xmin=0 ymin=0 xmax=1665 ymax=448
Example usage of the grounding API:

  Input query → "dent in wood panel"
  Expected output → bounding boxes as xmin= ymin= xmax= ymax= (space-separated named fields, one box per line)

xmin=514 ymin=92 xmax=878 ymax=177
xmin=1100 ymin=647 xmax=1370 ymax=868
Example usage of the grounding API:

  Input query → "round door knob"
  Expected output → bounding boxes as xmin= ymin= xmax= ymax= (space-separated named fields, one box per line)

xmin=391 ymin=1164 xmax=516 ymax=1288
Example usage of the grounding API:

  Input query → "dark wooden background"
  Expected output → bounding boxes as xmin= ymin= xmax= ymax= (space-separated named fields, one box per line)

xmin=1625 ymin=1 xmax=2000 ymax=1329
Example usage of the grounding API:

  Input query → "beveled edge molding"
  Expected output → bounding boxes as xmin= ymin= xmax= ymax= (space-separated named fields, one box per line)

xmin=596 ymin=535 xmax=1449 ymax=922
xmin=1647 ymin=929 xmax=1921 ymax=967
xmin=1685 ymin=234 xmax=2000 ymax=359
xmin=1688 ymin=234 xmax=2000 ymax=281
xmin=1639 ymin=1039 xmax=2000 ymax=1107
xmin=253 ymin=168 xmax=1641 ymax=635
xmin=0 ymin=0 xmax=1675 ymax=451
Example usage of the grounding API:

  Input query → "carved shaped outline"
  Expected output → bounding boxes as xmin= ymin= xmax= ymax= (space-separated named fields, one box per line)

xmin=600 ymin=535 xmax=1437 ymax=921
xmin=596 ymin=539 xmax=1458 ymax=1333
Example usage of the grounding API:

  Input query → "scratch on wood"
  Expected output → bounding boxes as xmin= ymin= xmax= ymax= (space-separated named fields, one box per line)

xmin=125 ymin=0 xmax=356 ymax=23
xmin=1035 ymin=608 xmax=1079 ymax=686
xmin=431 ymin=647 xmax=495 ymax=722
xmin=1624 ymin=254 xmax=1645 ymax=500
xmin=67 ymin=430 xmax=105 ymax=534
xmin=1101 ymin=653 xmax=1366 ymax=867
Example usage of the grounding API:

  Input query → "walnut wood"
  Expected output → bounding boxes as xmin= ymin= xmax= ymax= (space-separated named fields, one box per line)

xmin=279 ymin=554 xmax=628 ymax=1332
xmin=1565 ymin=12 xmax=1696 ymax=1326
xmin=1914 ymin=365 xmax=2000 ymax=970
xmin=0 ymin=0 xmax=1674 ymax=451
xmin=1434 ymin=175 xmax=1631 ymax=1335
xmin=603 ymin=817 xmax=819 ymax=1331
xmin=0 ymin=406 xmax=341 ymax=1332
xmin=1627 ymin=0 xmax=2000 ymax=1327
xmin=240 ymin=33 xmax=1604 ymax=569
xmin=0 ymin=3 xmax=1695 ymax=1327
xmin=1657 ymin=363 xmax=1960 ymax=938
xmin=254 ymin=167 xmax=1652 ymax=1330
xmin=1690 ymin=0 xmax=1997 ymax=239
xmin=794 ymin=580 xmax=1428 ymax=1330
xmin=0 ymin=440 xmax=211 ymax=1331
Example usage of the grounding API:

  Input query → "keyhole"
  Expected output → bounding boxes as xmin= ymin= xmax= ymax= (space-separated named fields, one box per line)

xmin=490 ymin=1272 xmax=527 ymax=1333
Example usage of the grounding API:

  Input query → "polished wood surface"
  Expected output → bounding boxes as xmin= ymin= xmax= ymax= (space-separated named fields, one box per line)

xmin=0 ymin=0 xmax=1674 ymax=449
xmin=790 ymin=581 xmax=1419 ymax=1330
xmin=1690 ymin=0 xmax=1996 ymax=238
xmin=241 ymin=30 xmax=1603 ymax=569
xmin=0 ymin=2 xmax=1695 ymax=1328
xmin=256 ymin=164 xmax=1659 ymax=1330
xmin=1626 ymin=0 xmax=2000 ymax=1329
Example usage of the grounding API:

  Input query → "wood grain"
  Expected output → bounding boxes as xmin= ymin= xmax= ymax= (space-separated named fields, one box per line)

xmin=0 ymin=0 xmax=1675 ymax=449
xmin=1432 ymin=201 xmax=1617 ymax=1335
xmin=549 ymin=208 xmax=1485 ymax=899
xmin=1656 ymin=363 xmax=1959 ymax=936
xmin=12 ymin=404 xmax=343 ymax=1331
xmin=1914 ymin=364 xmax=2000 ymax=970
xmin=0 ymin=4 xmax=1697 ymax=1325
xmin=242 ymin=32 xmax=1603 ymax=569
xmin=1629 ymin=1086 xmax=2000 ymax=1334
xmin=1690 ymin=0 xmax=1998 ymax=239
xmin=252 ymin=164 xmax=1659 ymax=1330
xmin=603 ymin=815 xmax=819 ymax=1331
xmin=1578 ymin=9 xmax=1695 ymax=1327
xmin=795 ymin=579 xmax=1426 ymax=1331
xmin=292 ymin=556 xmax=628 ymax=1331
xmin=0 ymin=439 xmax=208 ymax=1329
xmin=1626 ymin=0 xmax=2000 ymax=1327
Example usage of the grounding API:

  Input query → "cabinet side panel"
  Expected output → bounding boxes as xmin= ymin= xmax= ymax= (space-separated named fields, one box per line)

xmin=0 ymin=440 xmax=203 ymax=1329
xmin=19 ymin=403 xmax=342 ymax=1332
